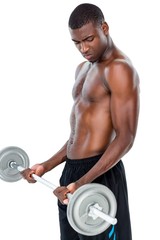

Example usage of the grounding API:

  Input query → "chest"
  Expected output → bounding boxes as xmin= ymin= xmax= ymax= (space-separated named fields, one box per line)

xmin=72 ymin=65 xmax=110 ymax=101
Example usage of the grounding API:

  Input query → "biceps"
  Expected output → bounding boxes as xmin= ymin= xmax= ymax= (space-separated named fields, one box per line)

xmin=110 ymin=91 xmax=139 ymax=136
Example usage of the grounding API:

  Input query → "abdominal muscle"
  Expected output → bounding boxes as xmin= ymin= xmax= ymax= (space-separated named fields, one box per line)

xmin=67 ymin=100 xmax=114 ymax=159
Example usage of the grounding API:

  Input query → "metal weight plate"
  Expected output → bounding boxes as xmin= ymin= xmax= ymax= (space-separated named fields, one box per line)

xmin=0 ymin=146 xmax=29 ymax=182
xmin=67 ymin=183 xmax=117 ymax=236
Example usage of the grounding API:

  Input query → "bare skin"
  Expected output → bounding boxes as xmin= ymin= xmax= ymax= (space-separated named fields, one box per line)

xmin=22 ymin=21 xmax=140 ymax=204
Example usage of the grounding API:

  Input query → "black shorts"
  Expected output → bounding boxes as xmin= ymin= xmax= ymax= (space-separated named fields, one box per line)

xmin=58 ymin=155 xmax=132 ymax=240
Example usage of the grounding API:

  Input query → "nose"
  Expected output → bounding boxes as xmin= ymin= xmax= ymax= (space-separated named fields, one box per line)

xmin=79 ymin=42 xmax=89 ymax=54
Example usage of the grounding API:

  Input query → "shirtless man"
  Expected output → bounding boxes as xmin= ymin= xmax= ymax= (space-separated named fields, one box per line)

xmin=22 ymin=3 xmax=140 ymax=240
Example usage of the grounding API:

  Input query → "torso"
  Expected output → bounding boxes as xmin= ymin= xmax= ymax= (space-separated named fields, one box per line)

xmin=67 ymin=58 xmax=117 ymax=159
xmin=66 ymin=43 xmax=136 ymax=159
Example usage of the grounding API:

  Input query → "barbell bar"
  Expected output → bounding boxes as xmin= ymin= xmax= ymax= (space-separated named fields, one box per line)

xmin=0 ymin=146 xmax=117 ymax=236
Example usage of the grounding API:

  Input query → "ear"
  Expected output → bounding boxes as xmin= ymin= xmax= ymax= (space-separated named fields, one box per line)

xmin=102 ymin=22 xmax=109 ymax=35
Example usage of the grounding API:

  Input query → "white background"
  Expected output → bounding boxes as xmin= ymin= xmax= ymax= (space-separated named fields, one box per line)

xmin=0 ymin=0 xmax=159 ymax=239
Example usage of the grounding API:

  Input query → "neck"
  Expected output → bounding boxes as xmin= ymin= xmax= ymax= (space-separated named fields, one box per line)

xmin=99 ymin=36 xmax=115 ymax=63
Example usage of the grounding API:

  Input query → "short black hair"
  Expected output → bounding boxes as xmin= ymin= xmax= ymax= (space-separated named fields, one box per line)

xmin=68 ymin=3 xmax=104 ymax=29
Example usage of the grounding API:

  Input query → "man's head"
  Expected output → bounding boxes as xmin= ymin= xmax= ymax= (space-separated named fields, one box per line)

xmin=68 ymin=3 xmax=105 ymax=29
xmin=68 ymin=3 xmax=110 ymax=63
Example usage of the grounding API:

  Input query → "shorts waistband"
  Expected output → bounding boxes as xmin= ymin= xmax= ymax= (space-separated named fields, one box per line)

xmin=66 ymin=154 xmax=102 ymax=165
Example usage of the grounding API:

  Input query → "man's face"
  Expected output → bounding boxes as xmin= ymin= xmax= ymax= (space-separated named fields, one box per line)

xmin=69 ymin=22 xmax=108 ymax=62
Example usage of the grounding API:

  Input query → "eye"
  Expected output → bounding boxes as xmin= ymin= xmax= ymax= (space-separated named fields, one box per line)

xmin=86 ymin=36 xmax=94 ymax=42
xmin=73 ymin=41 xmax=80 ymax=46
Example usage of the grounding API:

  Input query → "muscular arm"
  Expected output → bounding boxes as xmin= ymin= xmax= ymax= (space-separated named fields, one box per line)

xmin=76 ymin=61 xmax=140 ymax=186
xmin=21 ymin=141 xmax=68 ymax=184
xmin=41 ymin=141 xmax=68 ymax=173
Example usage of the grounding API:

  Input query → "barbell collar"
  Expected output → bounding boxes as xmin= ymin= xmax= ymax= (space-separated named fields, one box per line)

xmin=89 ymin=204 xmax=117 ymax=225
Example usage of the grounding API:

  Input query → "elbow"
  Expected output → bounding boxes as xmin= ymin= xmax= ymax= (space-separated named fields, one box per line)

xmin=124 ymin=133 xmax=135 ymax=153
xmin=116 ymin=130 xmax=135 ymax=154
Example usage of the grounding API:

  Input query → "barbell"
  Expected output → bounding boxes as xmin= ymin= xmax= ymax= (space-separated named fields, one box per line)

xmin=0 ymin=146 xmax=117 ymax=236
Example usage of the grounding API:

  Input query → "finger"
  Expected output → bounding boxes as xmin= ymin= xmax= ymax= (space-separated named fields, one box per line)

xmin=63 ymin=198 xmax=69 ymax=205
xmin=21 ymin=169 xmax=36 ymax=182
xmin=53 ymin=187 xmax=70 ymax=204
xmin=31 ymin=165 xmax=45 ymax=176
xmin=67 ymin=182 xmax=80 ymax=193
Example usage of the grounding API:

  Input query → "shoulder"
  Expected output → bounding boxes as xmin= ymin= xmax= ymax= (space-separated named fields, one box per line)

xmin=104 ymin=58 xmax=140 ymax=92
xmin=110 ymin=58 xmax=136 ymax=75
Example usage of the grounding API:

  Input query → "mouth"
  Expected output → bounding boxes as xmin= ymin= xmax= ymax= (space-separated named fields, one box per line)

xmin=83 ymin=54 xmax=93 ymax=61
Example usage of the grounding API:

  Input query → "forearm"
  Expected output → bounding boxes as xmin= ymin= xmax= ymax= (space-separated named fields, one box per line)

xmin=41 ymin=141 xmax=68 ymax=173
